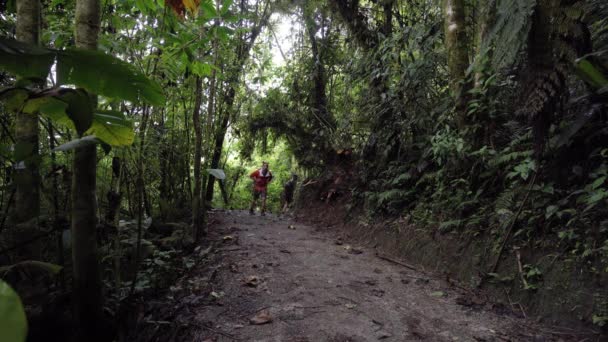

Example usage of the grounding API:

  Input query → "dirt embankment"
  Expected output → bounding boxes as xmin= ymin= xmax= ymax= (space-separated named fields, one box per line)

xmin=294 ymin=181 xmax=606 ymax=339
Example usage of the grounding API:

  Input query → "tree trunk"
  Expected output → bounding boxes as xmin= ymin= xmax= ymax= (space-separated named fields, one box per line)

xmin=72 ymin=0 xmax=103 ymax=339
xmin=204 ymin=6 xmax=268 ymax=202
xmin=48 ymin=122 xmax=65 ymax=290
xmin=473 ymin=0 xmax=495 ymax=89
xmin=330 ymin=0 xmax=378 ymax=50
xmin=158 ymin=111 xmax=169 ymax=219
xmin=199 ymin=13 xmax=220 ymax=237
xmin=522 ymin=0 xmax=563 ymax=156
xmin=137 ymin=106 xmax=152 ymax=218
xmin=183 ymin=98 xmax=192 ymax=201
xmin=382 ymin=0 xmax=393 ymax=37
xmin=472 ymin=0 xmax=496 ymax=146
xmin=443 ymin=0 xmax=469 ymax=130
xmin=301 ymin=5 xmax=337 ymax=163
xmin=192 ymin=76 xmax=203 ymax=240
xmin=107 ymin=156 xmax=122 ymax=290
xmin=228 ymin=167 xmax=244 ymax=203
xmin=219 ymin=179 xmax=229 ymax=206
xmin=305 ymin=14 xmax=334 ymax=131
xmin=105 ymin=157 xmax=121 ymax=224
xmin=14 ymin=0 xmax=41 ymax=223
xmin=205 ymin=114 xmax=228 ymax=202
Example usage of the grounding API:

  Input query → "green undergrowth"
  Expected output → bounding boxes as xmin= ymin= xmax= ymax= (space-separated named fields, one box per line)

xmin=349 ymin=127 xmax=608 ymax=327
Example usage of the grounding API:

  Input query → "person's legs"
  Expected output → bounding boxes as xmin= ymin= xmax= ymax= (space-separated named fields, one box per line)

xmin=249 ymin=199 xmax=256 ymax=214
xmin=279 ymin=193 xmax=285 ymax=215
xmin=282 ymin=191 xmax=293 ymax=215
xmin=250 ymin=190 xmax=259 ymax=214
xmin=260 ymin=191 xmax=267 ymax=215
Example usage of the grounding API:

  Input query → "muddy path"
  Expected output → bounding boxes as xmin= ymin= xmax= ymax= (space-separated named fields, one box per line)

xmin=146 ymin=210 xmax=592 ymax=341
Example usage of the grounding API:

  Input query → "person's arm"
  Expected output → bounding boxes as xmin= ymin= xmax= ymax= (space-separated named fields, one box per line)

xmin=268 ymin=171 xmax=273 ymax=182
xmin=250 ymin=170 xmax=257 ymax=180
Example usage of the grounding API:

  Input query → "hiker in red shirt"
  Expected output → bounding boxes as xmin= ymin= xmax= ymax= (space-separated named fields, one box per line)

xmin=249 ymin=161 xmax=273 ymax=215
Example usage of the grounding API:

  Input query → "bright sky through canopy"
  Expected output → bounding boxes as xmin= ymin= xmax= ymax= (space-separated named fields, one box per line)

xmin=269 ymin=13 xmax=299 ymax=67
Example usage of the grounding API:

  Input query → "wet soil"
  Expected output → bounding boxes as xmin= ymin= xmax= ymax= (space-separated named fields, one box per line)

xmin=141 ymin=210 xmax=594 ymax=341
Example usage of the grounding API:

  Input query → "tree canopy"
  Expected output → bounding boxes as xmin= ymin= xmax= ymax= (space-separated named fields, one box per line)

xmin=0 ymin=0 xmax=607 ymax=338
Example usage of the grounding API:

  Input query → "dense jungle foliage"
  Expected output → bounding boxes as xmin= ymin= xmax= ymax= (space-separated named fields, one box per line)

xmin=243 ymin=0 xmax=608 ymax=327
xmin=0 ymin=0 xmax=607 ymax=339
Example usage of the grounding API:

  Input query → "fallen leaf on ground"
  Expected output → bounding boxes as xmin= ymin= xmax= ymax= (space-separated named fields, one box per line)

xmin=472 ymin=296 xmax=485 ymax=305
xmin=350 ymin=247 xmax=363 ymax=254
xmin=414 ymin=278 xmax=429 ymax=285
xmin=223 ymin=235 xmax=235 ymax=241
xmin=372 ymin=289 xmax=385 ymax=297
xmin=280 ymin=249 xmax=291 ymax=254
xmin=430 ymin=291 xmax=445 ymax=297
xmin=229 ymin=264 xmax=239 ymax=273
xmin=244 ymin=275 xmax=260 ymax=287
xmin=345 ymin=303 xmax=357 ymax=309
xmin=250 ymin=309 xmax=273 ymax=325
xmin=287 ymin=225 xmax=296 ymax=230
xmin=410 ymin=328 xmax=426 ymax=339
xmin=455 ymin=295 xmax=485 ymax=307
xmin=210 ymin=291 xmax=224 ymax=299
xmin=377 ymin=331 xmax=392 ymax=339
xmin=343 ymin=245 xmax=363 ymax=254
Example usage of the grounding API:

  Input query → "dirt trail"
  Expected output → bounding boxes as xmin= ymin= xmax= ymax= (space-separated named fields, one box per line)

xmin=170 ymin=210 xmax=580 ymax=341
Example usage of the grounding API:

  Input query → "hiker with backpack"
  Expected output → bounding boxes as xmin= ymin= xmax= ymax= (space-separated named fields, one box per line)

xmin=281 ymin=173 xmax=298 ymax=215
xmin=249 ymin=161 xmax=273 ymax=216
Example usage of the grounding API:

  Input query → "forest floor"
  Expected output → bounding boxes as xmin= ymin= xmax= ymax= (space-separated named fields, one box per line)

xmin=139 ymin=210 xmax=590 ymax=341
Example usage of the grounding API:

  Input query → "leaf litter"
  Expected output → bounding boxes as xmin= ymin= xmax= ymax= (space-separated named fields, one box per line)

xmin=135 ymin=210 xmax=589 ymax=341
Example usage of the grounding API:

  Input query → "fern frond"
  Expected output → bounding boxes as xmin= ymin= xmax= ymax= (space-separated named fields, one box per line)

xmin=489 ymin=149 xmax=533 ymax=167
xmin=485 ymin=0 xmax=536 ymax=69
xmin=495 ymin=188 xmax=517 ymax=212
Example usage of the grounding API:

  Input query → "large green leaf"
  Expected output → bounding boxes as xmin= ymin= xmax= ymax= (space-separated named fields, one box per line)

xmin=23 ymin=95 xmax=74 ymax=129
xmin=0 ymin=280 xmax=27 ymax=342
xmin=69 ymin=90 xmax=95 ymax=132
xmin=575 ymin=57 xmax=608 ymax=90
xmin=17 ymin=88 xmax=91 ymax=133
xmin=0 ymin=88 xmax=29 ymax=112
xmin=1 ymin=87 xmax=74 ymax=130
xmin=16 ymin=90 xmax=134 ymax=146
xmin=56 ymin=48 xmax=165 ymax=106
xmin=200 ymin=0 xmax=217 ymax=18
xmin=85 ymin=110 xmax=135 ymax=146
xmin=191 ymin=61 xmax=214 ymax=77
xmin=221 ymin=0 xmax=233 ymax=15
xmin=1 ymin=38 xmax=164 ymax=106
xmin=211 ymin=26 xmax=233 ymax=43
xmin=0 ymin=37 xmax=54 ymax=81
